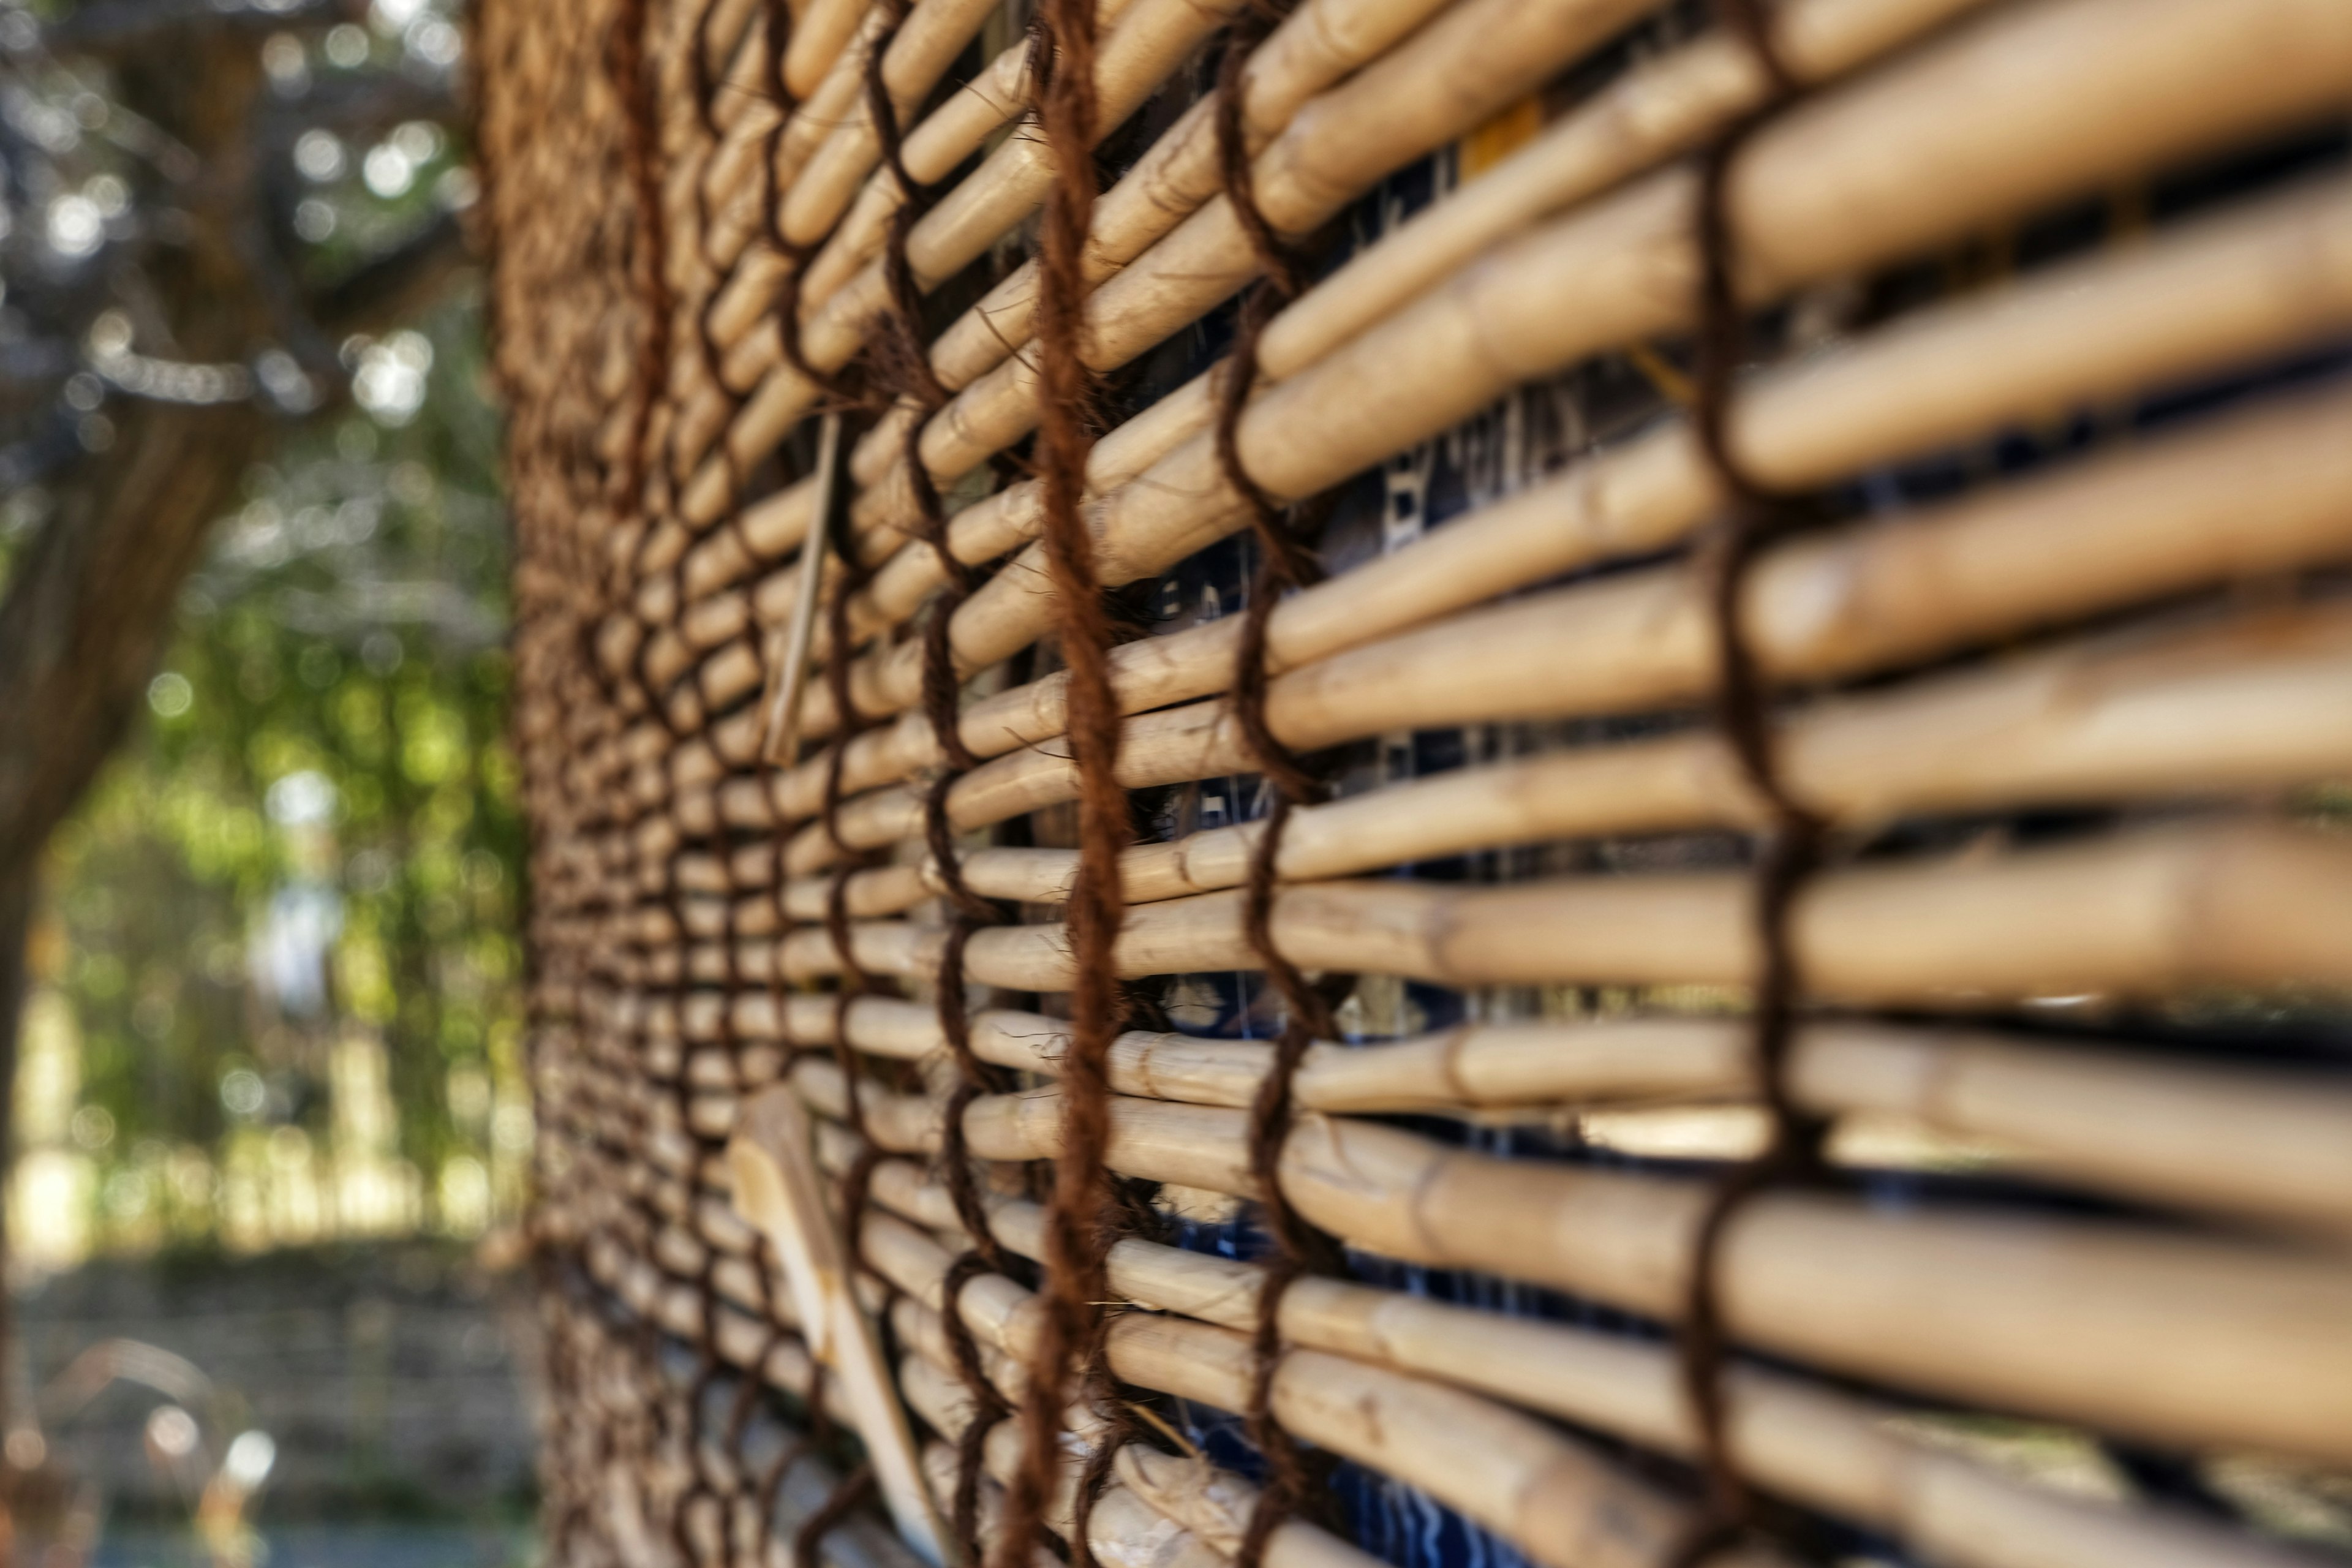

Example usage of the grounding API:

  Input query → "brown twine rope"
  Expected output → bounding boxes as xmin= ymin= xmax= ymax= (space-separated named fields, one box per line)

xmin=1667 ymin=5 xmax=1831 ymax=1566
xmin=674 ymin=1254 xmax=731 ymax=1564
xmin=608 ymin=0 xmax=673 ymax=548
xmin=757 ymin=1358 xmax=834 ymax=1566
xmin=1067 ymin=1336 xmax=1145 ymax=1568
xmin=1203 ymin=16 xmax=1352 ymax=1566
xmin=990 ymin=2 xmax=1133 ymax=1566
xmin=938 ymin=1250 xmax=1017 ymax=1553
xmin=794 ymin=1459 xmax=878 ymax=1568
xmin=722 ymin=1250 xmax=795 ymax=1565
xmin=859 ymin=6 xmax=1030 ymax=1553
xmin=688 ymin=0 xmax=729 ymax=138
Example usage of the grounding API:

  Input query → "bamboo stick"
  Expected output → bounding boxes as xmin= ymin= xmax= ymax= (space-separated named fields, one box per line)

xmin=851 ymin=0 xmax=1467 ymax=435
xmin=897 ymin=1317 xmax=1372 ymax=1568
xmin=752 ymin=821 xmax=2352 ymax=1006
xmin=823 ymin=578 xmax=2352 ymax=885
xmin=905 ymin=1425 xmax=1229 ymax=1568
xmin=818 ymin=0 xmax=2323 ymax=606
xmin=907 ymin=1401 xmax=1335 ymax=1568
xmin=697 ymin=0 xmax=889 ymax=282
xmin=870 ymin=603 xmax=2352 ymax=892
xmin=941 ymin=1088 xmax=2352 ymax=1464
xmin=782 ymin=34 xmax=1040 ymax=336
xmin=652 ymin=0 xmax=769 ymax=241
xmin=725 ymin=606 xmax=2352 ymax=913
xmin=858 ymin=1175 xmax=2331 ymax=1568
xmin=731 ymin=1087 xmax=952 ymax=1565
xmin=758 ymin=413 xmax=843 ymax=764
xmin=786 ymin=0 xmax=873 ymax=100
xmin=704 ymin=36 xmax=1030 ymax=353
xmin=749 ymin=982 xmax=2352 ymax=1233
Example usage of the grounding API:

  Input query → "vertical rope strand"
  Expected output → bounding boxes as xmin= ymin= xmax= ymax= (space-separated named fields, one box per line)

xmin=992 ymin=2 xmax=1126 ymax=1565
xmin=1668 ymin=5 xmax=1829 ymax=1564
xmin=1203 ymin=15 xmax=1349 ymax=1566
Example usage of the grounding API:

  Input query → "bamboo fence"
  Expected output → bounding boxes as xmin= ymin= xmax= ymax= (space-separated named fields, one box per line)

xmin=477 ymin=0 xmax=2352 ymax=1562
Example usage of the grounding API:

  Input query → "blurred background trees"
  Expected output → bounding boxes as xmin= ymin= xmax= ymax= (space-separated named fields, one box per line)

xmin=0 ymin=0 xmax=526 ymax=1285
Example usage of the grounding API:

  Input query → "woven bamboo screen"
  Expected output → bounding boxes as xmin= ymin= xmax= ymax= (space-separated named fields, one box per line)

xmin=473 ymin=0 xmax=2352 ymax=1562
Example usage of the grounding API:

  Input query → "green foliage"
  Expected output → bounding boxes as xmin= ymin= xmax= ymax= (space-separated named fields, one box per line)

xmin=36 ymin=287 xmax=521 ymax=1250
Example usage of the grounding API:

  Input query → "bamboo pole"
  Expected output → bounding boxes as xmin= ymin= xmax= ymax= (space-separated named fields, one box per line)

xmin=852 ymin=1173 xmax=2331 ymax=1568
xmin=897 ymin=1313 xmax=1378 ymax=1568
xmin=729 ymin=1087 xmax=949 ymax=1565
xmin=756 ymin=821 xmax=2352 ymax=1005
xmin=758 ymin=413 xmax=843 ymax=764
xmin=786 ymin=0 xmax=874 ymax=100
xmin=782 ymin=33 xmax=1041 ymax=334
xmin=723 ymin=604 xmax=2352 ymax=912
xmin=696 ymin=0 xmax=889 ymax=284
xmin=904 ymin=1426 xmax=1231 ymax=1568
xmin=851 ymin=0 xmax=1468 ymax=429
xmin=652 ymin=0 xmax=769 ymax=241
xmin=905 ymin=1401 xmax=1356 ymax=1568
xmin=820 ymin=579 xmax=2352 ymax=876
xmin=934 ymin=1088 xmax=2352 ymax=1465
xmin=705 ymin=35 xmax=1031 ymax=353
xmin=741 ymin=982 xmax=2352 ymax=1234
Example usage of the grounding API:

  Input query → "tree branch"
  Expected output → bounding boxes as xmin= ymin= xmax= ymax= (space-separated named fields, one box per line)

xmin=313 ymin=211 xmax=471 ymax=336
xmin=37 ymin=0 xmax=354 ymax=56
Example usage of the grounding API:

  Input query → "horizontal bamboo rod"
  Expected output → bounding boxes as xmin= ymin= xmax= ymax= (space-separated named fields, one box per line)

xmin=579 ymin=1231 xmax=835 ymax=1415
xmin=695 ymin=0 xmax=888 ymax=279
xmin=758 ymin=822 xmax=2352 ymax=1004
xmin=656 ymin=0 xmax=842 ymax=228
xmin=786 ymin=0 xmax=870 ymax=99
xmin=849 ymin=1208 xmax=1770 ymax=1568
xmin=941 ymin=1088 xmax=2352 ymax=1464
xmin=731 ymin=603 xmax=2352 ymax=914
xmin=666 ymin=0 xmax=966 ymax=293
xmin=801 ymin=32 xmax=1039 ymax=310
xmin=792 ymin=521 xmax=2352 ymax=874
xmin=744 ymin=981 xmax=2352 ymax=1233
xmin=711 ymin=0 xmax=1149 ymax=361
xmin=939 ymin=377 xmax=2352 ymax=799
xmin=704 ymin=32 xmax=1033 ymax=352
xmin=853 ymin=1168 xmax=2326 ymax=1568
